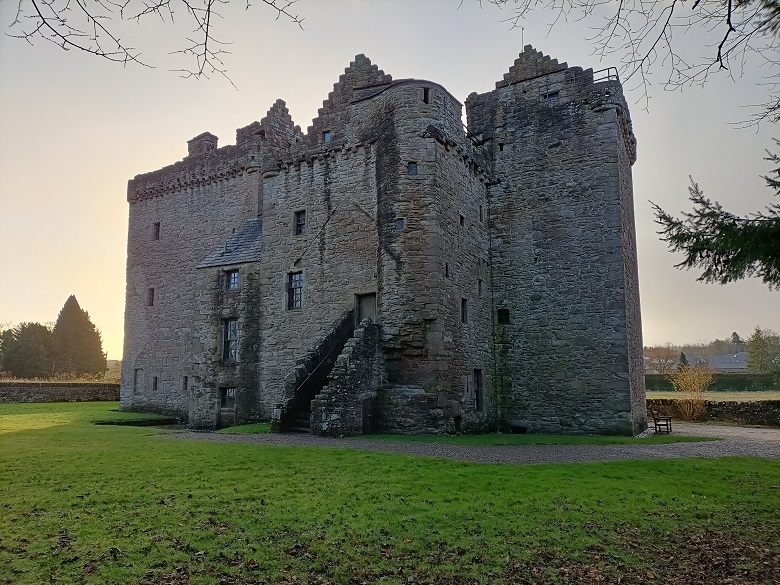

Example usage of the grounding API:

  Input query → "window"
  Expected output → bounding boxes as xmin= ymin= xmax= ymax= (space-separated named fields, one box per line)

xmin=225 ymin=270 xmax=239 ymax=290
xmin=460 ymin=214 xmax=465 ymax=227
xmin=220 ymin=387 xmax=236 ymax=408
xmin=407 ymin=161 xmax=418 ymax=176
xmin=474 ymin=369 xmax=484 ymax=412
xmin=294 ymin=210 xmax=307 ymax=235
xmin=479 ymin=205 xmax=484 ymax=222
xmin=478 ymin=279 xmax=483 ymax=297
xmin=323 ymin=131 xmax=332 ymax=143
xmin=152 ymin=376 xmax=159 ymax=392
xmin=183 ymin=376 xmax=189 ymax=393
xmin=423 ymin=87 xmax=430 ymax=104
xmin=147 ymin=288 xmax=155 ymax=306
xmin=288 ymin=272 xmax=304 ymax=310
xmin=498 ymin=143 xmax=504 ymax=152
xmin=223 ymin=318 xmax=239 ymax=362
xmin=461 ymin=298 xmax=468 ymax=324
xmin=395 ymin=218 xmax=405 ymax=231
xmin=133 ymin=368 xmax=143 ymax=394
xmin=445 ymin=263 xmax=449 ymax=278
xmin=542 ymin=91 xmax=560 ymax=103
xmin=497 ymin=308 xmax=510 ymax=324
xmin=153 ymin=222 xmax=160 ymax=240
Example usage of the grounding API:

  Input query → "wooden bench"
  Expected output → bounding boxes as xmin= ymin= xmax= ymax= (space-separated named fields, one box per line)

xmin=650 ymin=410 xmax=672 ymax=434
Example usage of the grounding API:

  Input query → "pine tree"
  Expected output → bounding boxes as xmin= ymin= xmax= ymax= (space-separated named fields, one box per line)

xmin=2 ymin=323 xmax=54 ymax=378
xmin=51 ymin=296 xmax=107 ymax=374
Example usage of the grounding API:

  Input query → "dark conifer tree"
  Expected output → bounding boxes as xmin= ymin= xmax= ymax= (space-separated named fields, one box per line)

xmin=51 ymin=295 xmax=107 ymax=374
xmin=2 ymin=323 xmax=54 ymax=378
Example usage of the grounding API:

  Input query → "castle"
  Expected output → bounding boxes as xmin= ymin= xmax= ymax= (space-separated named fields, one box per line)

xmin=121 ymin=47 xmax=646 ymax=435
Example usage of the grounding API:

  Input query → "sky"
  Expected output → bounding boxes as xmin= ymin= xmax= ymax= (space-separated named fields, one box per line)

xmin=0 ymin=0 xmax=777 ymax=360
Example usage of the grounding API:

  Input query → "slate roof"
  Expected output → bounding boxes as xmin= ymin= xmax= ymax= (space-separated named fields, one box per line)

xmin=196 ymin=218 xmax=262 ymax=269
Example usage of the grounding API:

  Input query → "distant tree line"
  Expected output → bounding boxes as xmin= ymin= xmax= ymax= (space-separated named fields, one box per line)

xmin=0 ymin=296 xmax=106 ymax=379
xmin=644 ymin=328 xmax=780 ymax=376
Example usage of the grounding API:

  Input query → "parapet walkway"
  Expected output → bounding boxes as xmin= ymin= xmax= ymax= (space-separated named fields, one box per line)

xmin=164 ymin=423 xmax=779 ymax=465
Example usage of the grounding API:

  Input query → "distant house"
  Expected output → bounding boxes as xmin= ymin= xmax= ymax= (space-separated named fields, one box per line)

xmin=708 ymin=353 xmax=748 ymax=373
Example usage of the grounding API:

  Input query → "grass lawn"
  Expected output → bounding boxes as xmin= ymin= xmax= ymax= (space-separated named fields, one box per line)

xmin=1 ymin=402 xmax=779 ymax=585
xmin=647 ymin=390 xmax=780 ymax=401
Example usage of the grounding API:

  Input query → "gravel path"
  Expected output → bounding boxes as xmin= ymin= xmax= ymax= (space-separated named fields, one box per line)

xmin=161 ymin=423 xmax=779 ymax=465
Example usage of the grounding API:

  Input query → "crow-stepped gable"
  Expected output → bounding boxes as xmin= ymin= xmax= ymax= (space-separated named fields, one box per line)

xmin=122 ymin=47 xmax=646 ymax=435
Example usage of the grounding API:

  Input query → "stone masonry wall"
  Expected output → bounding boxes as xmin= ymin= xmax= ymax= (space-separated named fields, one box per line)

xmin=648 ymin=398 xmax=780 ymax=427
xmin=466 ymin=46 xmax=644 ymax=434
xmin=0 ymin=383 xmax=119 ymax=403
xmin=311 ymin=318 xmax=383 ymax=436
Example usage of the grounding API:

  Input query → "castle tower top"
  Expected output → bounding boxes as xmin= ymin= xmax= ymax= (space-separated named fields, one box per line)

xmin=497 ymin=45 xmax=568 ymax=88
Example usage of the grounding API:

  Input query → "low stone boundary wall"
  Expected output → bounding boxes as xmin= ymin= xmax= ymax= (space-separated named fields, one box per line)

xmin=648 ymin=398 xmax=780 ymax=427
xmin=0 ymin=382 xmax=120 ymax=404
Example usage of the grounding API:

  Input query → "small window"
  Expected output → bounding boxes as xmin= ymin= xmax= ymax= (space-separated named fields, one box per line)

xmin=225 ymin=270 xmax=239 ymax=290
xmin=147 ymin=288 xmax=155 ymax=306
xmin=497 ymin=308 xmax=510 ymax=324
xmin=474 ymin=369 xmax=484 ymax=412
xmin=460 ymin=215 xmax=465 ymax=227
xmin=220 ymin=387 xmax=236 ymax=409
xmin=461 ymin=298 xmax=468 ymax=324
xmin=294 ymin=210 xmax=307 ymax=235
xmin=542 ymin=91 xmax=559 ymax=103
xmin=445 ymin=263 xmax=449 ymax=278
xmin=223 ymin=318 xmax=239 ymax=362
xmin=478 ymin=279 xmax=483 ymax=297
xmin=395 ymin=218 xmax=405 ymax=231
xmin=479 ymin=205 xmax=484 ymax=222
xmin=133 ymin=368 xmax=143 ymax=394
xmin=423 ymin=87 xmax=430 ymax=104
xmin=183 ymin=376 xmax=189 ymax=392
xmin=152 ymin=376 xmax=159 ymax=392
xmin=288 ymin=272 xmax=304 ymax=310
xmin=407 ymin=162 xmax=418 ymax=176
xmin=153 ymin=222 xmax=161 ymax=240
xmin=498 ymin=143 xmax=504 ymax=152
xmin=323 ymin=131 xmax=332 ymax=143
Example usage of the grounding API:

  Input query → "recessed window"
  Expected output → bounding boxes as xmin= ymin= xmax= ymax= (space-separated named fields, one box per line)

xmin=395 ymin=218 xmax=405 ymax=231
xmin=323 ymin=131 xmax=332 ymax=143
xmin=498 ymin=143 xmax=504 ymax=152
xmin=223 ymin=318 xmax=239 ymax=363
xmin=479 ymin=205 xmax=484 ymax=222
xmin=133 ymin=368 xmax=143 ymax=394
xmin=183 ymin=376 xmax=189 ymax=392
xmin=497 ymin=308 xmax=510 ymax=324
xmin=288 ymin=272 xmax=304 ymax=310
xmin=294 ymin=210 xmax=307 ymax=235
xmin=147 ymin=288 xmax=155 ymax=307
xmin=445 ymin=263 xmax=449 ymax=278
xmin=423 ymin=87 xmax=430 ymax=104
xmin=542 ymin=91 xmax=560 ymax=103
xmin=152 ymin=376 xmax=159 ymax=392
xmin=225 ymin=270 xmax=239 ymax=291
xmin=474 ymin=369 xmax=484 ymax=412
xmin=460 ymin=215 xmax=465 ymax=227
xmin=407 ymin=162 xmax=418 ymax=176
xmin=478 ymin=279 xmax=483 ymax=297
xmin=461 ymin=298 xmax=468 ymax=324
xmin=152 ymin=222 xmax=161 ymax=240
xmin=220 ymin=387 xmax=236 ymax=409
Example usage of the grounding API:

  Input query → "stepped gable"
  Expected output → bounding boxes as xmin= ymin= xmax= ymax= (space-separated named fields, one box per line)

xmin=497 ymin=45 xmax=568 ymax=88
xmin=196 ymin=218 xmax=263 ymax=269
xmin=236 ymin=99 xmax=300 ymax=149
xmin=307 ymin=54 xmax=392 ymax=137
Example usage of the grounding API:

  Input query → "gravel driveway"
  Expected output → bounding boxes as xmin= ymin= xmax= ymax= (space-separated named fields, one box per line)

xmin=162 ymin=423 xmax=779 ymax=465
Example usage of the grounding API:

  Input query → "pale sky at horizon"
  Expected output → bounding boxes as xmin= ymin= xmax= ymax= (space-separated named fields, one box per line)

xmin=0 ymin=0 xmax=778 ymax=360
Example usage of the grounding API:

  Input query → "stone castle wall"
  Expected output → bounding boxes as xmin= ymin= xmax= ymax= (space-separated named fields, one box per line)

xmin=466 ymin=47 xmax=644 ymax=434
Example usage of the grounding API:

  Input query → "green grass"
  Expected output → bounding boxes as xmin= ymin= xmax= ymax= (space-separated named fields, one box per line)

xmin=359 ymin=432 xmax=712 ymax=445
xmin=647 ymin=390 xmax=780 ymax=401
xmin=216 ymin=422 xmax=271 ymax=434
xmin=1 ymin=402 xmax=778 ymax=585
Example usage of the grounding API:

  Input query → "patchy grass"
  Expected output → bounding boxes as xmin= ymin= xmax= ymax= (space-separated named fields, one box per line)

xmin=359 ymin=433 xmax=713 ymax=445
xmin=647 ymin=391 xmax=780 ymax=402
xmin=216 ymin=422 xmax=271 ymax=434
xmin=1 ymin=402 xmax=778 ymax=585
